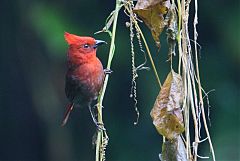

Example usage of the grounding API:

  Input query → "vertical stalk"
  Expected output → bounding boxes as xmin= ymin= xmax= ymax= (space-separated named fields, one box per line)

xmin=95 ymin=0 xmax=121 ymax=161
xmin=177 ymin=0 xmax=182 ymax=74
xmin=193 ymin=0 xmax=215 ymax=160
xmin=124 ymin=4 xmax=162 ymax=88
xmin=181 ymin=0 xmax=192 ymax=159
xmin=134 ymin=23 xmax=162 ymax=88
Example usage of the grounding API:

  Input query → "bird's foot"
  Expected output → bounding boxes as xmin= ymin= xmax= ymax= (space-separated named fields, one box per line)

xmin=96 ymin=122 xmax=106 ymax=131
xmin=92 ymin=116 xmax=105 ymax=131
xmin=104 ymin=68 xmax=113 ymax=75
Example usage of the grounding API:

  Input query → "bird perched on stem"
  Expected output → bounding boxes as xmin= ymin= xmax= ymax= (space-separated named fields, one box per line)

xmin=61 ymin=32 xmax=108 ymax=128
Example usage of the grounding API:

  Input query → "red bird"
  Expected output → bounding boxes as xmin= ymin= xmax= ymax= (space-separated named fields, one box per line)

xmin=61 ymin=32 xmax=107 ymax=127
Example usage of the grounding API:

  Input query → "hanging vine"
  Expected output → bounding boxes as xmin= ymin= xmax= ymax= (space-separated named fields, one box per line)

xmin=92 ymin=0 xmax=215 ymax=160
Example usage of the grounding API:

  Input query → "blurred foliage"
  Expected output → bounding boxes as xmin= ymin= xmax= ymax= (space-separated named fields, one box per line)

xmin=0 ymin=0 xmax=239 ymax=161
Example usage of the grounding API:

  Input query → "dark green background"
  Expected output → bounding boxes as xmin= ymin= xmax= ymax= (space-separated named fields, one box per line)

xmin=0 ymin=0 xmax=239 ymax=161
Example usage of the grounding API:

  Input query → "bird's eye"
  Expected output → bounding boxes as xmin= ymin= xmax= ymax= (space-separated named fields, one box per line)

xmin=83 ymin=44 xmax=90 ymax=48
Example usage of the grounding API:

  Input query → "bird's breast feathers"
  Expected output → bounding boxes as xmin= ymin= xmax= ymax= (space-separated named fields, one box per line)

xmin=66 ymin=58 xmax=104 ymax=99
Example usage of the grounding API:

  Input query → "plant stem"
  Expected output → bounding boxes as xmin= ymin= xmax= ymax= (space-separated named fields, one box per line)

xmin=95 ymin=0 xmax=121 ymax=161
xmin=177 ymin=0 xmax=182 ymax=74
xmin=123 ymin=5 xmax=162 ymax=88
xmin=134 ymin=20 xmax=162 ymax=88
xmin=193 ymin=0 xmax=215 ymax=160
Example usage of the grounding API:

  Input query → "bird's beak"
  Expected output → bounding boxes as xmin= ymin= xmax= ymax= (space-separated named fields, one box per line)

xmin=94 ymin=40 xmax=107 ymax=49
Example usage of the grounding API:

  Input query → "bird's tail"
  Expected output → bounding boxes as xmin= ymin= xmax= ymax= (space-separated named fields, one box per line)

xmin=61 ymin=103 xmax=74 ymax=126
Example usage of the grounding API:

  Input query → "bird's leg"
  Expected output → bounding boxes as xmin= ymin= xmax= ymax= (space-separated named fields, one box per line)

xmin=89 ymin=105 xmax=105 ymax=131
xmin=104 ymin=68 xmax=113 ymax=75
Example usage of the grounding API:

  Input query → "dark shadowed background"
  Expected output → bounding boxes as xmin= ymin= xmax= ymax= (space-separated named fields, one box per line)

xmin=0 ymin=0 xmax=239 ymax=161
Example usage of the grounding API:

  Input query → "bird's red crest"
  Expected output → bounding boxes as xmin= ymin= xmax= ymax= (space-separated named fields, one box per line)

xmin=64 ymin=32 xmax=82 ymax=45
xmin=64 ymin=32 xmax=96 ymax=46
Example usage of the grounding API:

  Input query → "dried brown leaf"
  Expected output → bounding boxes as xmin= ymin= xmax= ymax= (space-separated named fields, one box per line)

xmin=150 ymin=70 xmax=184 ymax=140
xmin=166 ymin=5 xmax=178 ymax=56
xmin=133 ymin=0 xmax=171 ymax=48
xmin=160 ymin=136 xmax=187 ymax=161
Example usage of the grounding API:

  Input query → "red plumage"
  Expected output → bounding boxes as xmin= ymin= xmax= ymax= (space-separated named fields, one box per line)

xmin=61 ymin=32 xmax=106 ymax=126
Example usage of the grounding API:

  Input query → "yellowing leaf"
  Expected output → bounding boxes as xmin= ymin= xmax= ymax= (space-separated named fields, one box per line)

xmin=134 ymin=0 xmax=171 ymax=48
xmin=150 ymin=70 xmax=184 ymax=140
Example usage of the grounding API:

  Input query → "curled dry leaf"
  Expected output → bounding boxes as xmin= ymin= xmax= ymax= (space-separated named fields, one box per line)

xmin=159 ymin=136 xmax=187 ymax=161
xmin=133 ymin=0 xmax=171 ymax=48
xmin=166 ymin=4 xmax=178 ymax=57
xmin=150 ymin=70 xmax=184 ymax=140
